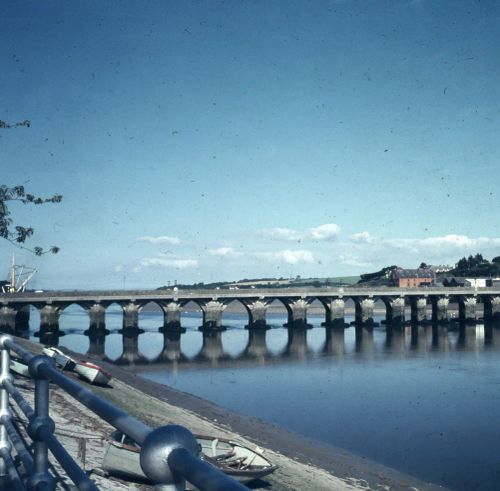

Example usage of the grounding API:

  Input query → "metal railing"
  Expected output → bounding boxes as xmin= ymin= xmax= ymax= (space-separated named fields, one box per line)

xmin=0 ymin=335 xmax=247 ymax=491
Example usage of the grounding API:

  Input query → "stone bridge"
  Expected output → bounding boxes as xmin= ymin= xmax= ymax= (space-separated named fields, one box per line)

xmin=1 ymin=287 xmax=500 ymax=337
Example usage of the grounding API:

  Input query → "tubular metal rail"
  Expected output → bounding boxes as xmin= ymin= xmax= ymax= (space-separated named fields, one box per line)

xmin=0 ymin=335 xmax=247 ymax=491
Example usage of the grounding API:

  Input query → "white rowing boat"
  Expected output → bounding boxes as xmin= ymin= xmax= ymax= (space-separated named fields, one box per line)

xmin=102 ymin=430 xmax=277 ymax=484
xmin=10 ymin=357 xmax=30 ymax=378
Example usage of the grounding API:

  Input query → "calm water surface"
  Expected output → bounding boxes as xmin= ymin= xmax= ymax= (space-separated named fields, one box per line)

xmin=32 ymin=306 xmax=500 ymax=490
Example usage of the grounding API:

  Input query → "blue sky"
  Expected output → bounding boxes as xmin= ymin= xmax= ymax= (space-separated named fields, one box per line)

xmin=1 ymin=0 xmax=499 ymax=289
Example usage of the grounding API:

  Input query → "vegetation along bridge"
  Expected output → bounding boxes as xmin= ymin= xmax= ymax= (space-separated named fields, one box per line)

xmin=1 ymin=287 xmax=499 ymax=335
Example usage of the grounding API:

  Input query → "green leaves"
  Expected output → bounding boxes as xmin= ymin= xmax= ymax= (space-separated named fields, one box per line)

xmin=0 ymin=185 xmax=63 ymax=255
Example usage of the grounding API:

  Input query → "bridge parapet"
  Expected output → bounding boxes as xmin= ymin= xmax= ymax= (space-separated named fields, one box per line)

xmin=1 ymin=288 xmax=500 ymax=336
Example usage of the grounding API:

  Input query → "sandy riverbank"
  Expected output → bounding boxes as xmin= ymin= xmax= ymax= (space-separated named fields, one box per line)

xmin=12 ymin=337 xmax=446 ymax=491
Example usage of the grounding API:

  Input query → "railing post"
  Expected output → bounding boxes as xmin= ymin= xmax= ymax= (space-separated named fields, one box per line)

xmin=27 ymin=356 xmax=56 ymax=491
xmin=140 ymin=425 xmax=196 ymax=491
xmin=0 ymin=335 xmax=13 ymax=477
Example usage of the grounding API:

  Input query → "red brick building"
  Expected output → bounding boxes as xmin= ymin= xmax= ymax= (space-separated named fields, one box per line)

xmin=391 ymin=268 xmax=435 ymax=288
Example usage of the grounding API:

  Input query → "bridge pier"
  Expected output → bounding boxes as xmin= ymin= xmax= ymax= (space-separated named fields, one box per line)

xmin=160 ymin=302 xmax=183 ymax=331
xmin=88 ymin=303 xmax=106 ymax=330
xmin=484 ymin=296 xmax=500 ymax=325
xmin=0 ymin=306 xmax=17 ymax=333
xmin=431 ymin=297 xmax=449 ymax=324
xmin=284 ymin=299 xmax=311 ymax=328
xmin=200 ymin=301 xmax=226 ymax=331
xmin=245 ymin=300 xmax=269 ymax=329
xmin=386 ymin=297 xmax=406 ymax=327
xmin=410 ymin=297 xmax=428 ymax=324
xmin=122 ymin=302 xmax=140 ymax=330
xmin=458 ymin=296 xmax=477 ymax=324
xmin=354 ymin=298 xmax=375 ymax=327
xmin=322 ymin=298 xmax=346 ymax=328
xmin=40 ymin=304 xmax=61 ymax=332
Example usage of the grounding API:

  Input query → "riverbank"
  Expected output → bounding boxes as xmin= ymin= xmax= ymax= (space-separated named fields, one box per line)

xmin=13 ymin=336 xmax=446 ymax=490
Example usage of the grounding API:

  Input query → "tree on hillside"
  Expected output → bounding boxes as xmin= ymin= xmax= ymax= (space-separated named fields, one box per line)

xmin=1 ymin=120 xmax=62 ymax=255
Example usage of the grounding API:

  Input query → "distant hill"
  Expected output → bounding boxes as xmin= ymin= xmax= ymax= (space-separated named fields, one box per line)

xmin=157 ymin=275 xmax=361 ymax=290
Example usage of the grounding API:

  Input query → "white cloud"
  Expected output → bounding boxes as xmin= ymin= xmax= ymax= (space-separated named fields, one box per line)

xmin=383 ymin=234 xmax=500 ymax=254
xmin=137 ymin=235 xmax=181 ymax=245
xmin=340 ymin=232 xmax=500 ymax=270
xmin=139 ymin=257 xmax=198 ymax=269
xmin=349 ymin=231 xmax=375 ymax=244
xmin=259 ymin=223 xmax=341 ymax=242
xmin=256 ymin=249 xmax=315 ymax=264
xmin=308 ymin=223 xmax=341 ymax=241
xmin=208 ymin=247 xmax=243 ymax=258
xmin=259 ymin=227 xmax=301 ymax=241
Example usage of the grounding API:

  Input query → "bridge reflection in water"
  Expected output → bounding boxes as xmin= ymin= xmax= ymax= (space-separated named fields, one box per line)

xmin=25 ymin=317 xmax=500 ymax=372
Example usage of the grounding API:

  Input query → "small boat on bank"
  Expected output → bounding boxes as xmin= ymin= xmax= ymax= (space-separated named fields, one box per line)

xmin=42 ymin=347 xmax=111 ymax=386
xmin=43 ymin=347 xmax=76 ymax=370
xmin=102 ymin=430 xmax=277 ymax=484
xmin=10 ymin=357 xmax=30 ymax=378
xmin=74 ymin=360 xmax=111 ymax=386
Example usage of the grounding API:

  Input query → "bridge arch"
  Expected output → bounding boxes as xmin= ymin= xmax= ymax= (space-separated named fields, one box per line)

xmin=266 ymin=298 xmax=289 ymax=327
xmin=221 ymin=298 xmax=250 ymax=328
xmin=179 ymin=300 xmax=203 ymax=331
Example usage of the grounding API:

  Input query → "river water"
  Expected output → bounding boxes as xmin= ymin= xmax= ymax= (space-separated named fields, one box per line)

xmin=29 ymin=306 xmax=500 ymax=490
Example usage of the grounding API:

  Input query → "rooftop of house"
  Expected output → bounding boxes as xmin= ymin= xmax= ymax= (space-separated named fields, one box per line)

xmin=392 ymin=268 xmax=435 ymax=279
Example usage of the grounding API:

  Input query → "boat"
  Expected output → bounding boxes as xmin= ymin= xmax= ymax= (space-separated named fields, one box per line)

xmin=43 ymin=347 xmax=111 ymax=386
xmin=102 ymin=430 xmax=277 ymax=484
xmin=10 ymin=357 xmax=30 ymax=378
xmin=1 ymin=254 xmax=37 ymax=293
xmin=73 ymin=360 xmax=111 ymax=386
xmin=42 ymin=347 xmax=76 ymax=370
